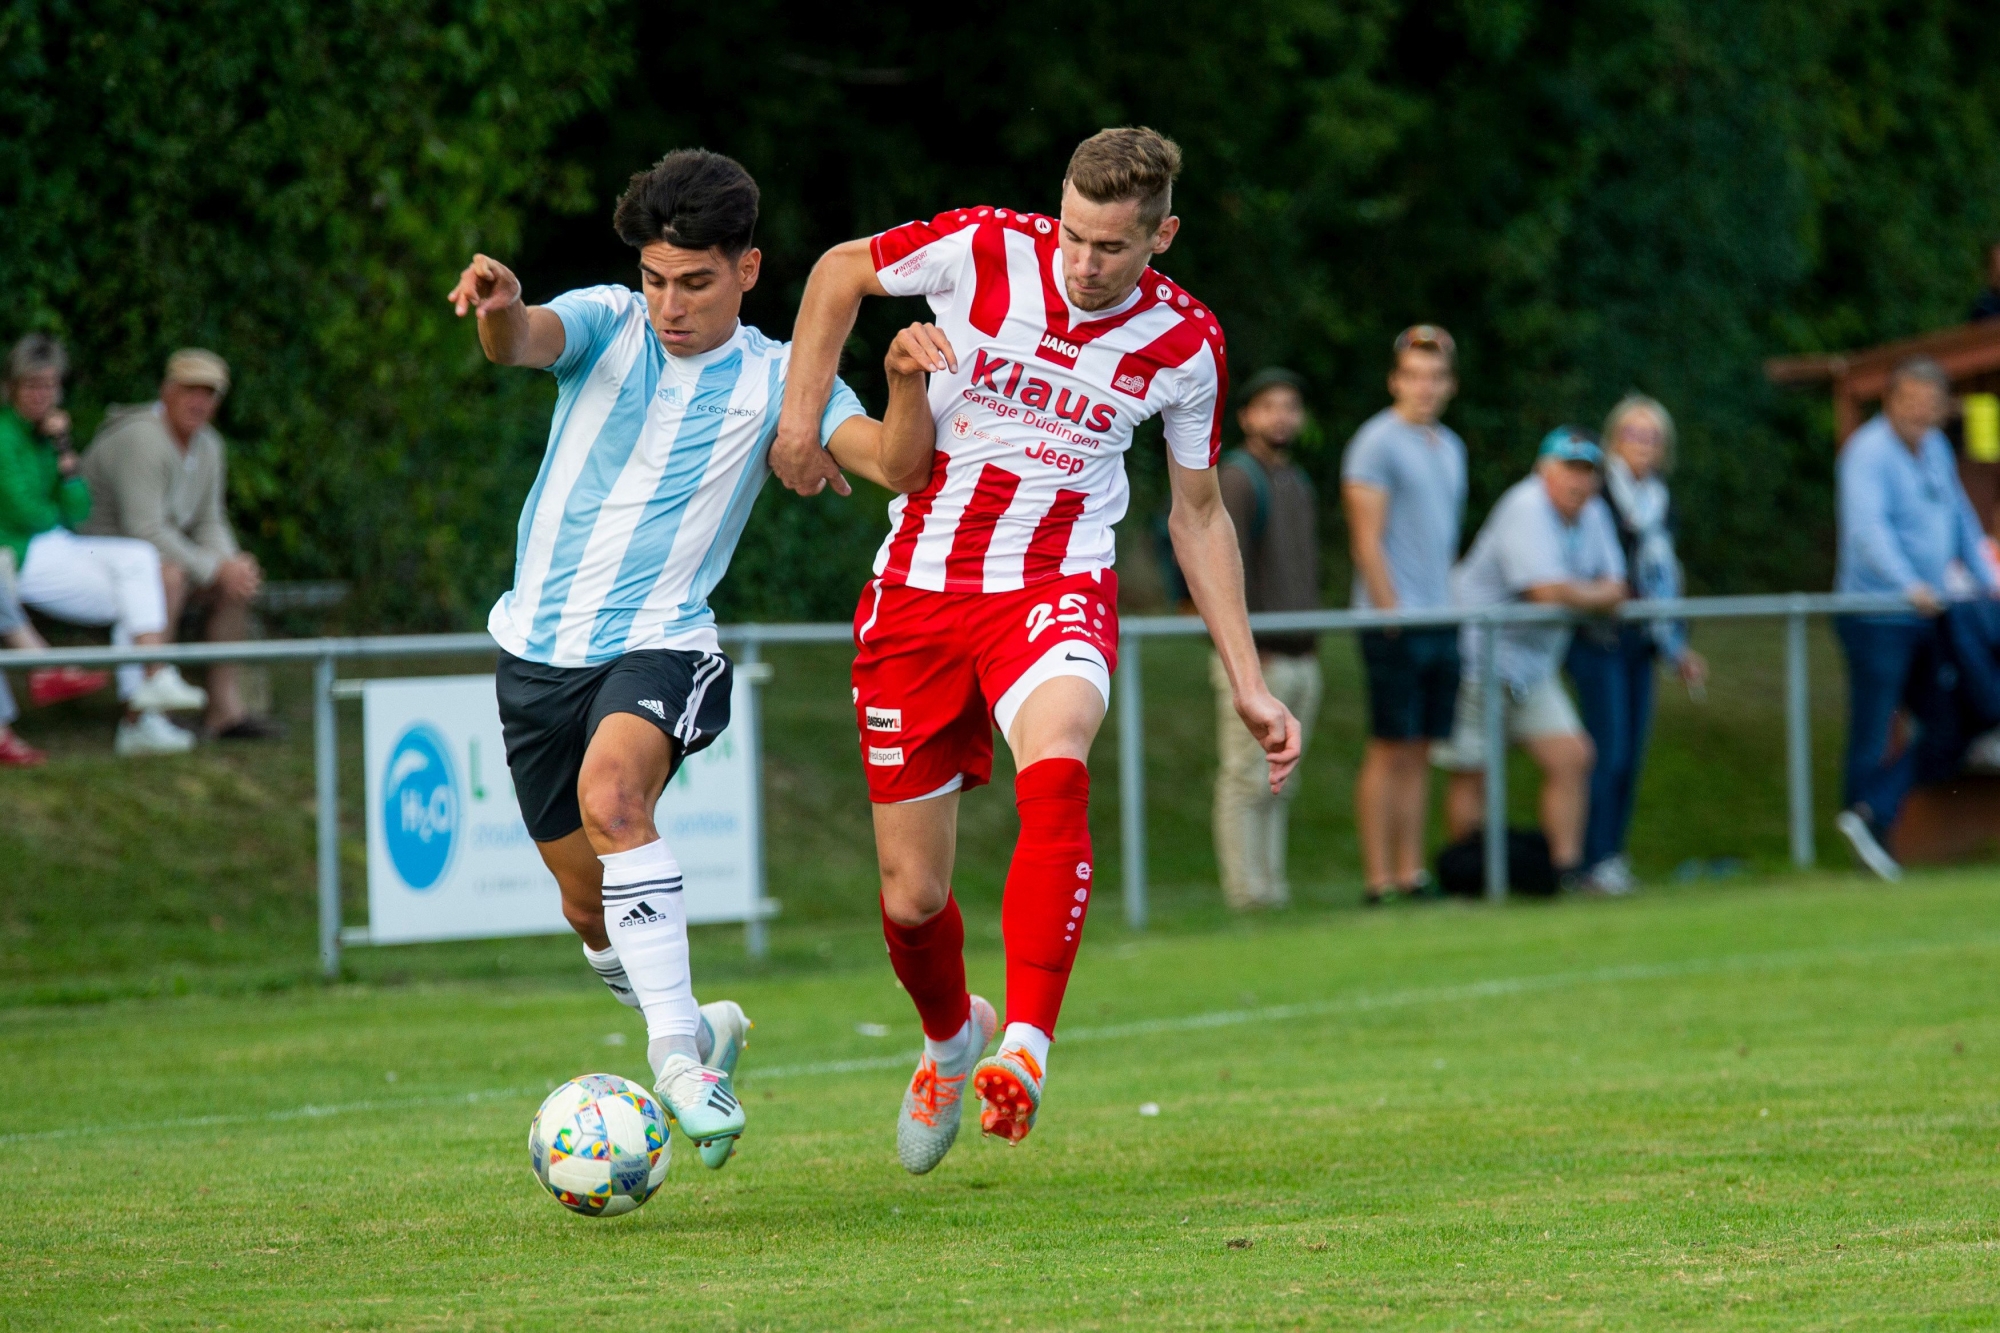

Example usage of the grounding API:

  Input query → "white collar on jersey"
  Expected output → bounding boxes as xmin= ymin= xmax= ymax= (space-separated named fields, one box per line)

xmin=1051 ymin=250 xmax=1145 ymax=325
xmin=659 ymin=320 xmax=748 ymax=383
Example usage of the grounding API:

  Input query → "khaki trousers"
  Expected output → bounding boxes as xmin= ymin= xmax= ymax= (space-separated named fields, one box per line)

xmin=1212 ymin=651 xmax=1322 ymax=909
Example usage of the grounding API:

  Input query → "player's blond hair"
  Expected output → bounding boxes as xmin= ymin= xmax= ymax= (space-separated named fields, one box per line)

xmin=1064 ymin=127 xmax=1182 ymax=230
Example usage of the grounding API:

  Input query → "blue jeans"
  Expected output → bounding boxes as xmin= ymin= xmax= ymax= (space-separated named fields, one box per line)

xmin=1835 ymin=615 xmax=1952 ymax=835
xmin=1565 ymin=627 xmax=1656 ymax=869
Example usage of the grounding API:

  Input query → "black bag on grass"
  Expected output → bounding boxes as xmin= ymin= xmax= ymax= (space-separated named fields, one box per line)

xmin=1435 ymin=828 xmax=1559 ymax=897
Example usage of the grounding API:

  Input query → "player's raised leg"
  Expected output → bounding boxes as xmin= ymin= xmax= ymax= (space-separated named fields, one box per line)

xmin=876 ymin=792 xmax=998 ymax=1173
xmin=972 ymin=675 xmax=1105 ymax=1144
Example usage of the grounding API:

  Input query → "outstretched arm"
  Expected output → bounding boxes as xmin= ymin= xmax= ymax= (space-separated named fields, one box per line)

xmin=771 ymin=239 xmax=895 ymax=497
xmin=1168 ymin=456 xmax=1303 ymax=793
xmin=447 ymin=254 xmax=565 ymax=369
xmin=823 ymin=323 xmax=949 ymax=493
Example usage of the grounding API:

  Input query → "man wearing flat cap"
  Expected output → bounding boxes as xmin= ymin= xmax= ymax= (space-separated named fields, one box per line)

xmin=83 ymin=348 xmax=277 ymax=739
xmin=1210 ymin=367 xmax=1323 ymax=911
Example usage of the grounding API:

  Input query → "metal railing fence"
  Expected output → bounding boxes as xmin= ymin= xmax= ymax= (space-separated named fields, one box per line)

xmin=2 ymin=591 xmax=1913 ymax=974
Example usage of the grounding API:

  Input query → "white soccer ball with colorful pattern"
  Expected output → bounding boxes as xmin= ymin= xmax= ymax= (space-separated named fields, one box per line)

xmin=528 ymin=1073 xmax=670 ymax=1217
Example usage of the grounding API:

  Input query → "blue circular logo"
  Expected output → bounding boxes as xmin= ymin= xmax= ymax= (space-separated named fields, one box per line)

xmin=382 ymin=724 xmax=457 ymax=889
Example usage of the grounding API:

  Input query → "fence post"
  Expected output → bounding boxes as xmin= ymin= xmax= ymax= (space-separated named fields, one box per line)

xmin=1481 ymin=622 xmax=1509 ymax=900
xmin=739 ymin=635 xmax=770 ymax=960
xmin=1785 ymin=609 xmax=1816 ymax=868
xmin=314 ymin=652 xmax=342 ymax=980
xmin=1117 ymin=632 xmax=1147 ymax=930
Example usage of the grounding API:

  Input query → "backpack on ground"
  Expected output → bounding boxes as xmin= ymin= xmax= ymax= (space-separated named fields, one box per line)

xmin=1434 ymin=828 xmax=1559 ymax=897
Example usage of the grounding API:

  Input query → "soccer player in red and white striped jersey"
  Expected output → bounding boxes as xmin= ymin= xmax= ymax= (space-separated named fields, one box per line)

xmin=773 ymin=128 xmax=1301 ymax=1170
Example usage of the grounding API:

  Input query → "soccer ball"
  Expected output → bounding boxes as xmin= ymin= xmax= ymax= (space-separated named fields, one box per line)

xmin=528 ymin=1073 xmax=670 ymax=1217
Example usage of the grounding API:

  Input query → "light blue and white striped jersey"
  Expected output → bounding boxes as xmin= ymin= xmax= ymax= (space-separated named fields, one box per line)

xmin=489 ymin=285 xmax=865 ymax=667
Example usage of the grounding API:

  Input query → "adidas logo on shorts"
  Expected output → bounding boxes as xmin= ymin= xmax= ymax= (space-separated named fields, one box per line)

xmin=619 ymin=901 xmax=668 ymax=926
xmin=635 ymin=699 xmax=667 ymax=720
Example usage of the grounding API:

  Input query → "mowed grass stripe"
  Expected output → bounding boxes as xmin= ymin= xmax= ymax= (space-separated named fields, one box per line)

xmin=7 ymin=928 xmax=1990 ymax=1148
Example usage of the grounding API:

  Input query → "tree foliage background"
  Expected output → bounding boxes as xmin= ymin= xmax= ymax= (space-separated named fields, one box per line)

xmin=2 ymin=0 xmax=1996 ymax=626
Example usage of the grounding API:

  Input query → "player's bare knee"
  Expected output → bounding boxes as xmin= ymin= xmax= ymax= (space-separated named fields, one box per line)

xmin=879 ymin=864 xmax=950 ymax=926
xmin=578 ymin=782 xmax=655 ymax=849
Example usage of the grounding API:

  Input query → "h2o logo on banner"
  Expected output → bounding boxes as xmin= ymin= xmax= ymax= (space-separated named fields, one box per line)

xmin=382 ymin=723 xmax=458 ymax=889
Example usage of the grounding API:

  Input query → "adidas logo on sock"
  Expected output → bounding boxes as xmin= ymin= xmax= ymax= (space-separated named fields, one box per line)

xmin=619 ymin=901 xmax=668 ymax=926
xmin=635 ymin=699 xmax=667 ymax=720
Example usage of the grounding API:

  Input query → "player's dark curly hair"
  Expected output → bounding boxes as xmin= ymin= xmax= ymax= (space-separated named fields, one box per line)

xmin=613 ymin=149 xmax=759 ymax=257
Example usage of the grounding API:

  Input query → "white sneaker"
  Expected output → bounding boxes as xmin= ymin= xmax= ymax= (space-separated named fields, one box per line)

xmin=1584 ymin=855 xmax=1638 ymax=896
xmin=128 ymin=666 xmax=207 ymax=714
xmin=1835 ymin=810 xmax=1902 ymax=882
xmin=115 ymin=710 xmax=196 ymax=756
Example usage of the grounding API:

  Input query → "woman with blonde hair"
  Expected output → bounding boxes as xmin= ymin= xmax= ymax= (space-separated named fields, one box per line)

xmin=1563 ymin=393 xmax=1708 ymax=893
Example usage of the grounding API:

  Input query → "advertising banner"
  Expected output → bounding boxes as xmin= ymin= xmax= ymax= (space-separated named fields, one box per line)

xmin=361 ymin=674 xmax=764 ymax=944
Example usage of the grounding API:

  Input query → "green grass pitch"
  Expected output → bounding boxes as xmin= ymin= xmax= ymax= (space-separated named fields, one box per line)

xmin=5 ymin=871 xmax=1997 ymax=1329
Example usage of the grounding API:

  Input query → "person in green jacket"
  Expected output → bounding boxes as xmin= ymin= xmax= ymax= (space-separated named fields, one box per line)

xmin=3 ymin=334 xmax=208 ymax=755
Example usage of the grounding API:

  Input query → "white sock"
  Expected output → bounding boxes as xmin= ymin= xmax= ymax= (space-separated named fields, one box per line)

xmin=647 ymin=1033 xmax=700 ymax=1075
xmin=1001 ymin=1022 xmax=1051 ymax=1070
xmin=599 ymin=839 xmax=699 ymax=1077
xmin=582 ymin=943 xmax=640 ymax=1009
xmin=924 ymin=1013 xmax=980 ymax=1067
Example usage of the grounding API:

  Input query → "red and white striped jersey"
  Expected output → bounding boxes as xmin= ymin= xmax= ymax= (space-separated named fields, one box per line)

xmin=868 ymin=204 xmax=1228 ymax=594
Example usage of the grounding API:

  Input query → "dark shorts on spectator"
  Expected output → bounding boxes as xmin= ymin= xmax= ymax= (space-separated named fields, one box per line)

xmin=496 ymin=648 xmax=731 ymax=843
xmin=1359 ymin=628 xmax=1460 ymax=741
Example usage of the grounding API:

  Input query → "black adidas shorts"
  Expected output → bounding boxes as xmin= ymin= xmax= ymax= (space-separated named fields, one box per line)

xmin=495 ymin=648 xmax=732 ymax=843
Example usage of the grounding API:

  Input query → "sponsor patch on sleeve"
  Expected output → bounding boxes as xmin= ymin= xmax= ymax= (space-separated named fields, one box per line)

xmin=865 ymin=706 xmax=902 ymax=733
xmin=867 ymin=746 xmax=906 ymax=766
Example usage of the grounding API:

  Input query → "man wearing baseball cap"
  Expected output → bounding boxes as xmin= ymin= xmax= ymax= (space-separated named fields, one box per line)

xmin=83 ymin=348 xmax=277 ymax=739
xmin=1431 ymin=427 xmax=1629 ymax=880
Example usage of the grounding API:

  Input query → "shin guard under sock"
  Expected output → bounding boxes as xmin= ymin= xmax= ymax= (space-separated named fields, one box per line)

xmin=1001 ymin=757 xmax=1093 ymax=1035
xmin=600 ymin=840 xmax=699 ymax=1078
xmin=881 ymin=893 xmax=971 ymax=1042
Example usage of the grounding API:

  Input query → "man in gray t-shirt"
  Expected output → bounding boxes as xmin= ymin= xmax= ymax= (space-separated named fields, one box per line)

xmin=1340 ymin=324 xmax=1468 ymax=903
xmin=1433 ymin=428 xmax=1628 ymax=876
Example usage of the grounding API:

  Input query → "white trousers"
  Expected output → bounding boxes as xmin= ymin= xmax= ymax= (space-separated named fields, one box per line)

xmin=18 ymin=530 xmax=168 ymax=700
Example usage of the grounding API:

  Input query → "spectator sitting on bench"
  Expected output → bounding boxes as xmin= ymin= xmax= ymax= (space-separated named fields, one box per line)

xmin=0 ymin=546 xmax=118 ymax=767
xmin=82 ymin=348 xmax=278 ymax=740
xmin=1 ymin=334 xmax=207 ymax=756
xmin=1433 ymin=428 xmax=1629 ymax=883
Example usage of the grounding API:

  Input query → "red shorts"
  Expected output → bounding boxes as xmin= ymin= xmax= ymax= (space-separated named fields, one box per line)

xmin=850 ymin=570 xmax=1121 ymax=803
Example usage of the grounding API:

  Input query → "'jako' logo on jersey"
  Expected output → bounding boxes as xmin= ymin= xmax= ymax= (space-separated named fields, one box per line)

xmin=1039 ymin=332 xmax=1080 ymax=360
xmin=865 ymin=706 xmax=902 ymax=733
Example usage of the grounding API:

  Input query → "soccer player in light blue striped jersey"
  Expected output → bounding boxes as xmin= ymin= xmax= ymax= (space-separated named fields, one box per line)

xmin=448 ymin=149 xmax=939 ymax=1168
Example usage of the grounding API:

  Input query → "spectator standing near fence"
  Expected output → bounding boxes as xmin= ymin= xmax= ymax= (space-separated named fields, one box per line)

xmin=1832 ymin=357 xmax=1997 ymax=881
xmin=1434 ymin=428 xmax=1627 ymax=881
xmin=83 ymin=349 xmax=278 ymax=740
xmin=1342 ymin=325 xmax=1467 ymax=904
xmin=1210 ymin=368 xmax=1322 ymax=911
xmin=0 ymin=335 xmax=205 ymax=755
xmin=1562 ymin=395 xmax=1708 ymax=895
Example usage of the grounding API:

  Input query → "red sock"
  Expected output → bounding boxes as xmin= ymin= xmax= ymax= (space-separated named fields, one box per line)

xmin=881 ymin=893 xmax=971 ymax=1041
xmin=1001 ymin=757 xmax=1093 ymax=1035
